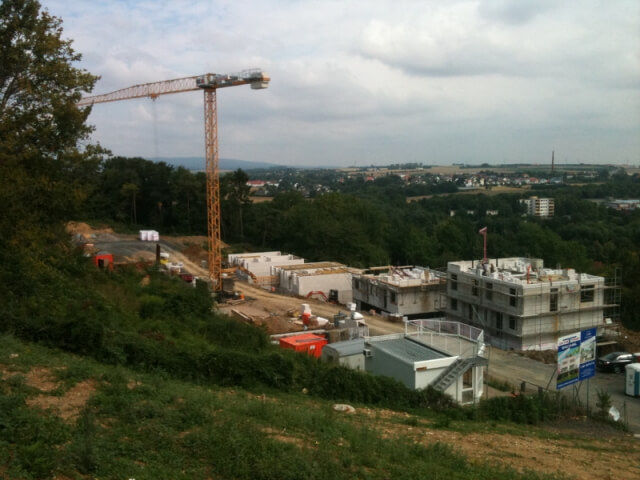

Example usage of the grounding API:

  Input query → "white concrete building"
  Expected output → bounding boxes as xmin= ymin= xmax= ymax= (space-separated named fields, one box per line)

xmin=520 ymin=197 xmax=555 ymax=217
xmin=274 ymin=262 xmax=361 ymax=304
xmin=228 ymin=251 xmax=304 ymax=288
xmin=364 ymin=320 xmax=486 ymax=404
xmin=445 ymin=257 xmax=615 ymax=350
xmin=352 ymin=267 xmax=446 ymax=320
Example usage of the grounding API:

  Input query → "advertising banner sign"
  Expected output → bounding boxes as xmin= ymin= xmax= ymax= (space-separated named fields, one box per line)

xmin=557 ymin=327 xmax=596 ymax=389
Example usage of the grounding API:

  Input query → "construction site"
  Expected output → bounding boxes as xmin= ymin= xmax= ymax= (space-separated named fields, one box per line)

xmin=72 ymin=71 xmax=638 ymax=415
xmin=445 ymin=257 xmax=621 ymax=351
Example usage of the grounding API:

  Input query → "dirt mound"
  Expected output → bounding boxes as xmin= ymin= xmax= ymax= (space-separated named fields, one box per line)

xmin=619 ymin=326 xmax=640 ymax=353
xmin=516 ymin=350 xmax=557 ymax=364
xmin=66 ymin=221 xmax=114 ymax=235
xmin=182 ymin=242 xmax=207 ymax=263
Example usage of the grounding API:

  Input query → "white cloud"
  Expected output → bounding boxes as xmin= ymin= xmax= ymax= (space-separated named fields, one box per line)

xmin=41 ymin=0 xmax=640 ymax=166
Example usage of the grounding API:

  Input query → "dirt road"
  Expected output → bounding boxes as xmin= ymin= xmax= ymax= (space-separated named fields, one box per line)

xmin=225 ymin=281 xmax=406 ymax=336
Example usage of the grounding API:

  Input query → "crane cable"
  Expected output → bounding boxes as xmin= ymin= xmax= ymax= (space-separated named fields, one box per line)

xmin=152 ymin=97 xmax=159 ymax=162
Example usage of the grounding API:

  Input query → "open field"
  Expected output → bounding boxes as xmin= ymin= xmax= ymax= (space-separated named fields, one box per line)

xmin=407 ymin=185 xmax=531 ymax=202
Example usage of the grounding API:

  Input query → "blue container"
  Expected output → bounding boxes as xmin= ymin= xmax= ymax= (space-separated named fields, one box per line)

xmin=625 ymin=363 xmax=640 ymax=397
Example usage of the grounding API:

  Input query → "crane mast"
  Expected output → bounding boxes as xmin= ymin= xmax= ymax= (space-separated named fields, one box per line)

xmin=78 ymin=69 xmax=270 ymax=290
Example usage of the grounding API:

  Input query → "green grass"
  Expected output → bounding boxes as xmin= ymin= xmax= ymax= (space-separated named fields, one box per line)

xmin=0 ymin=335 xmax=569 ymax=480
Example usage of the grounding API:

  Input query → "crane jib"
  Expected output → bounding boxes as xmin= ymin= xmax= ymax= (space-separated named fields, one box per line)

xmin=76 ymin=69 xmax=270 ymax=291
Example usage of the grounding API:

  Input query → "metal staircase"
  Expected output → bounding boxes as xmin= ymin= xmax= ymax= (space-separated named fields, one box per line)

xmin=431 ymin=356 xmax=488 ymax=392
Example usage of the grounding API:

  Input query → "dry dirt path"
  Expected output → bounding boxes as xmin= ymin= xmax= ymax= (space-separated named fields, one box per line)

xmin=225 ymin=281 xmax=405 ymax=336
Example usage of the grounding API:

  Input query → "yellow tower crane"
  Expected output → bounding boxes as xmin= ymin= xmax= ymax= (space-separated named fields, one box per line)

xmin=78 ymin=69 xmax=270 ymax=290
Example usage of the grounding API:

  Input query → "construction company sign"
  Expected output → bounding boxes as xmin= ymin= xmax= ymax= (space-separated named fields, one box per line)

xmin=556 ymin=327 xmax=597 ymax=390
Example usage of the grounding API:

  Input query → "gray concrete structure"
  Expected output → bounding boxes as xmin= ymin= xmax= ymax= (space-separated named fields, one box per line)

xmin=228 ymin=251 xmax=304 ymax=288
xmin=274 ymin=262 xmax=361 ymax=304
xmin=321 ymin=338 xmax=366 ymax=370
xmin=352 ymin=267 xmax=446 ymax=320
xmin=445 ymin=257 xmax=617 ymax=351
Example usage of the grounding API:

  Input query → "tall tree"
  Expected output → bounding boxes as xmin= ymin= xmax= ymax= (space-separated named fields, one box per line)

xmin=220 ymin=169 xmax=251 ymax=241
xmin=0 ymin=0 xmax=98 ymax=234
xmin=0 ymin=0 xmax=99 ymax=326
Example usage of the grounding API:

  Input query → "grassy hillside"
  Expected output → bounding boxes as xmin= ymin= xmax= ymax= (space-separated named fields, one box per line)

xmin=3 ymin=334 xmax=639 ymax=480
xmin=1 ymin=244 xmax=637 ymax=479
xmin=0 ymin=334 xmax=595 ymax=480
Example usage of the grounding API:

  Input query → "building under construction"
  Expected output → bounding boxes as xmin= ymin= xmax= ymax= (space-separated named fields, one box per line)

xmin=227 ymin=251 xmax=304 ymax=288
xmin=444 ymin=257 xmax=620 ymax=351
xmin=351 ymin=266 xmax=447 ymax=320
xmin=274 ymin=262 xmax=362 ymax=304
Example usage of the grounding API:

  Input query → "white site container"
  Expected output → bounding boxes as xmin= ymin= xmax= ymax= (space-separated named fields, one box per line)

xmin=625 ymin=363 xmax=640 ymax=397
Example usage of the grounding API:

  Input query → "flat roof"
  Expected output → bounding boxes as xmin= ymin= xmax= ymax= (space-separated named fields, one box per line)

xmin=276 ymin=262 xmax=344 ymax=271
xmin=448 ymin=257 xmax=603 ymax=286
xmin=354 ymin=267 xmax=445 ymax=288
xmin=324 ymin=338 xmax=365 ymax=356
xmin=279 ymin=333 xmax=327 ymax=346
xmin=369 ymin=337 xmax=448 ymax=364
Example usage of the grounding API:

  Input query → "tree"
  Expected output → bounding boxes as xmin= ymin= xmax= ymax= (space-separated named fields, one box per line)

xmin=0 ymin=0 xmax=98 ymax=235
xmin=220 ymin=169 xmax=251 ymax=241
xmin=0 ymin=0 xmax=99 ymax=331
xmin=121 ymin=183 xmax=139 ymax=225
xmin=1 ymin=0 xmax=96 ymax=159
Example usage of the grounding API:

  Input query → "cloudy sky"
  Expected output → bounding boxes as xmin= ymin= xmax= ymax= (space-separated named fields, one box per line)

xmin=43 ymin=0 xmax=639 ymax=167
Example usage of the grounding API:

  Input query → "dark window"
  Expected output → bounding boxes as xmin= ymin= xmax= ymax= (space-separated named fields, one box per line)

xmin=451 ymin=273 xmax=458 ymax=291
xmin=450 ymin=298 xmax=458 ymax=311
xmin=496 ymin=312 xmax=503 ymax=330
xmin=580 ymin=285 xmax=595 ymax=303
xmin=463 ymin=369 xmax=472 ymax=387
xmin=468 ymin=304 xmax=473 ymax=320
xmin=472 ymin=279 xmax=479 ymax=296
xmin=485 ymin=282 xmax=493 ymax=300
xmin=354 ymin=279 xmax=359 ymax=289
xmin=509 ymin=316 xmax=516 ymax=330
xmin=390 ymin=291 xmax=396 ymax=303
xmin=550 ymin=288 xmax=558 ymax=312
xmin=509 ymin=288 xmax=517 ymax=307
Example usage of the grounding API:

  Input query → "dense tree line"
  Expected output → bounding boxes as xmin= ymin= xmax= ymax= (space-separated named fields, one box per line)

xmin=67 ymin=153 xmax=640 ymax=329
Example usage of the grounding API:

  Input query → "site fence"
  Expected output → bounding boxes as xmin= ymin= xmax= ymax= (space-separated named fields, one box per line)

xmin=405 ymin=318 xmax=485 ymax=357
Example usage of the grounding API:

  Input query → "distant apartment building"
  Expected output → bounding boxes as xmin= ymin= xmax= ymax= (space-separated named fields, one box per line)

xmin=445 ymin=257 xmax=616 ymax=351
xmin=605 ymin=199 xmax=640 ymax=211
xmin=352 ymin=267 xmax=446 ymax=320
xmin=520 ymin=197 xmax=555 ymax=217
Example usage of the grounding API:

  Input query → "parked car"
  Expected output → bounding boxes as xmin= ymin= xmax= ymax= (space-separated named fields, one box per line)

xmin=597 ymin=351 xmax=634 ymax=373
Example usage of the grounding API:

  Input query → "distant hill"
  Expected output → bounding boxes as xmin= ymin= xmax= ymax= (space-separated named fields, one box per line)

xmin=157 ymin=157 xmax=282 ymax=171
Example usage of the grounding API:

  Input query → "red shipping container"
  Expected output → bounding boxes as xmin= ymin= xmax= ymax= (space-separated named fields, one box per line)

xmin=279 ymin=333 xmax=327 ymax=358
xmin=93 ymin=253 xmax=114 ymax=271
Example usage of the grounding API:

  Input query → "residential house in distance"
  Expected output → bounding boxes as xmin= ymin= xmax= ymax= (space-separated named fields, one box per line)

xmin=605 ymin=199 xmax=640 ymax=211
xmin=445 ymin=257 xmax=617 ymax=351
xmin=352 ymin=266 xmax=447 ymax=320
xmin=520 ymin=196 xmax=555 ymax=218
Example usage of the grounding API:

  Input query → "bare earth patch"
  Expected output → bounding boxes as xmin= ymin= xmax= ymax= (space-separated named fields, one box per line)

xmin=26 ymin=379 xmax=96 ymax=422
xmin=358 ymin=409 xmax=640 ymax=480
xmin=15 ymin=366 xmax=97 ymax=423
